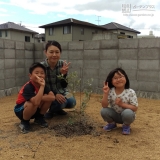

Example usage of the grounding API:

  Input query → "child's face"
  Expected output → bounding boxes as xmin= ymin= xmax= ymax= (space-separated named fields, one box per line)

xmin=112 ymin=72 xmax=126 ymax=88
xmin=29 ymin=67 xmax=45 ymax=84
xmin=45 ymin=45 xmax=61 ymax=64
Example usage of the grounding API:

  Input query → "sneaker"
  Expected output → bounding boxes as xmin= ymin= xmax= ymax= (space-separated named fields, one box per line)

xmin=44 ymin=111 xmax=54 ymax=119
xmin=34 ymin=117 xmax=48 ymax=128
xmin=19 ymin=120 xmax=30 ymax=134
xmin=44 ymin=109 xmax=67 ymax=119
xmin=103 ymin=123 xmax=117 ymax=131
xmin=56 ymin=109 xmax=67 ymax=115
xmin=122 ymin=125 xmax=130 ymax=135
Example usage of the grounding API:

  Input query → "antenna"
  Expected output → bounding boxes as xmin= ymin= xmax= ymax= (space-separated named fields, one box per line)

xmin=96 ymin=16 xmax=101 ymax=25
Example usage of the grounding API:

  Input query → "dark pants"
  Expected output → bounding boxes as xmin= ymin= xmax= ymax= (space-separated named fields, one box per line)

xmin=14 ymin=103 xmax=40 ymax=121
xmin=49 ymin=96 xmax=76 ymax=112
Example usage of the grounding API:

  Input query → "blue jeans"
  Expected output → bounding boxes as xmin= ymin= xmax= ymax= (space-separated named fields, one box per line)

xmin=49 ymin=96 xmax=76 ymax=112
xmin=100 ymin=107 xmax=135 ymax=125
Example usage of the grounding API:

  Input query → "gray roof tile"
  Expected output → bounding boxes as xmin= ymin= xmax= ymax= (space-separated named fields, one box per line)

xmin=0 ymin=22 xmax=38 ymax=33
xmin=101 ymin=22 xmax=140 ymax=34
xmin=39 ymin=18 xmax=106 ymax=30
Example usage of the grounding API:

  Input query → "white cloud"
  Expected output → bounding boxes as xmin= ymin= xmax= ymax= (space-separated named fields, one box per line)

xmin=24 ymin=23 xmax=45 ymax=34
xmin=9 ymin=0 xmax=99 ymax=15
xmin=57 ymin=14 xmax=67 ymax=18
xmin=0 ymin=8 xmax=7 ymax=12
xmin=0 ymin=14 xmax=10 ymax=17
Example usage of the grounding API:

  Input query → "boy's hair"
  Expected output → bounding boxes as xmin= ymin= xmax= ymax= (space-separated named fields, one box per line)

xmin=45 ymin=40 xmax=62 ymax=53
xmin=29 ymin=62 xmax=46 ymax=74
xmin=105 ymin=68 xmax=130 ymax=89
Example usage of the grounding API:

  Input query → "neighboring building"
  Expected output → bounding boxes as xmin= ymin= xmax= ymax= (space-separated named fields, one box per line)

xmin=39 ymin=18 xmax=107 ymax=42
xmin=92 ymin=32 xmax=118 ymax=40
xmin=34 ymin=33 xmax=45 ymax=43
xmin=0 ymin=22 xmax=38 ymax=42
xmin=138 ymin=31 xmax=157 ymax=38
xmin=101 ymin=22 xmax=140 ymax=39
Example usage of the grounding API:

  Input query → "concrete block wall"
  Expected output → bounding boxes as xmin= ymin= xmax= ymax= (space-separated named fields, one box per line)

xmin=59 ymin=38 xmax=160 ymax=98
xmin=0 ymin=39 xmax=34 ymax=97
xmin=1 ymin=38 xmax=160 ymax=99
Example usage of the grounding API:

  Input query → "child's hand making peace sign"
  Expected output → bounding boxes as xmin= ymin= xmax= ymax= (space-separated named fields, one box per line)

xmin=103 ymin=82 xmax=110 ymax=94
xmin=36 ymin=75 xmax=45 ymax=87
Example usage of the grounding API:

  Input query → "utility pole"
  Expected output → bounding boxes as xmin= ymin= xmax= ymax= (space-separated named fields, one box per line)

xmin=96 ymin=16 xmax=101 ymax=25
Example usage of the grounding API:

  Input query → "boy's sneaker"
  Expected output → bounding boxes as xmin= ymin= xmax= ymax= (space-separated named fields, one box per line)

xmin=103 ymin=123 xmax=117 ymax=131
xmin=19 ymin=120 xmax=30 ymax=134
xmin=44 ymin=111 xmax=54 ymax=119
xmin=34 ymin=117 xmax=48 ymax=128
xmin=122 ymin=125 xmax=130 ymax=135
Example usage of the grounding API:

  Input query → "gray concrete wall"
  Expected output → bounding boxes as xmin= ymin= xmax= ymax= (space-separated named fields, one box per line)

xmin=1 ymin=38 xmax=160 ymax=99
xmin=0 ymin=39 xmax=35 ymax=97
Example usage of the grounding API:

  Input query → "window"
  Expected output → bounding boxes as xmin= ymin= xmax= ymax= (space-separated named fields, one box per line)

xmin=81 ymin=28 xmax=84 ymax=35
xmin=42 ymin=37 xmax=45 ymax=41
xmin=0 ymin=31 xmax=2 ymax=37
xmin=49 ymin=28 xmax=53 ymax=35
xmin=120 ymin=32 xmax=125 ymax=35
xmin=127 ymin=35 xmax=133 ymax=38
xmin=25 ymin=36 xmax=30 ymax=42
xmin=63 ymin=26 xmax=71 ymax=34
xmin=5 ymin=31 xmax=8 ymax=37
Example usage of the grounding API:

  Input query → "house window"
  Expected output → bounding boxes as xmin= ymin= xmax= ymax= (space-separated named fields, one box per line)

xmin=49 ymin=28 xmax=53 ymax=35
xmin=25 ymin=36 xmax=30 ymax=42
xmin=127 ymin=35 xmax=133 ymax=38
xmin=0 ymin=31 xmax=2 ymax=37
xmin=120 ymin=32 xmax=125 ymax=35
xmin=63 ymin=26 xmax=71 ymax=34
xmin=81 ymin=28 xmax=84 ymax=35
xmin=5 ymin=31 xmax=8 ymax=37
xmin=42 ymin=37 xmax=45 ymax=41
xmin=32 ymin=34 xmax=34 ymax=38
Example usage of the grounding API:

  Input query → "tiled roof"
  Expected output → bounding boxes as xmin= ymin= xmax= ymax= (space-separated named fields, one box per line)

xmin=0 ymin=22 xmax=38 ymax=33
xmin=101 ymin=22 xmax=140 ymax=34
xmin=39 ymin=18 xmax=106 ymax=30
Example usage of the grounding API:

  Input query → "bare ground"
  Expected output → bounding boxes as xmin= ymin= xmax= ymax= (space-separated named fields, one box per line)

xmin=0 ymin=93 xmax=160 ymax=160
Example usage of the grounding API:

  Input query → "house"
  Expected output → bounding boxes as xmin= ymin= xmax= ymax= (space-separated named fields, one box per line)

xmin=138 ymin=31 xmax=157 ymax=38
xmin=39 ymin=18 xmax=107 ymax=42
xmin=34 ymin=33 xmax=45 ymax=43
xmin=0 ymin=22 xmax=38 ymax=42
xmin=101 ymin=22 xmax=140 ymax=39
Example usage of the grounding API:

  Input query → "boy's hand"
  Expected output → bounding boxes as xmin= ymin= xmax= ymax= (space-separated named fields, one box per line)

xmin=103 ymin=82 xmax=110 ymax=94
xmin=60 ymin=60 xmax=71 ymax=75
xmin=36 ymin=75 xmax=45 ymax=86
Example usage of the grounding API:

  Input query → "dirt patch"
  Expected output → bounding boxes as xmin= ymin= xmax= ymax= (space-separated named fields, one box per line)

xmin=51 ymin=120 xmax=95 ymax=138
xmin=0 ymin=94 xmax=160 ymax=160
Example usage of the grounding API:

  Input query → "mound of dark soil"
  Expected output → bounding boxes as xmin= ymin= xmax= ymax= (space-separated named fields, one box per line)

xmin=50 ymin=121 xmax=96 ymax=138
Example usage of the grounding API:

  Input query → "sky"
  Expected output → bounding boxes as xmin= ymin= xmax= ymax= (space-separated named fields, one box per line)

xmin=0 ymin=0 xmax=159 ymax=36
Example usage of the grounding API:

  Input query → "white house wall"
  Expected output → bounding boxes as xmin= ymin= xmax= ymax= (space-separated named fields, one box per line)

xmin=11 ymin=31 xmax=35 ymax=43
xmin=45 ymin=27 xmax=72 ymax=42
xmin=0 ymin=30 xmax=11 ymax=39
